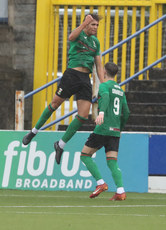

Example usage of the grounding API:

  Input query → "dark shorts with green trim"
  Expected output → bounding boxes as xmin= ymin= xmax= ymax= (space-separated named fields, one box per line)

xmin=85 ymin=133 xmax=120 ymax=153
xmin=56 ymin=68 xmax=92 ymax=102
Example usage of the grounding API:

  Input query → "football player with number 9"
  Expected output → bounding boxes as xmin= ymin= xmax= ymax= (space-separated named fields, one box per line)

xmin=81 ymin=62 xmax=130 ymax=200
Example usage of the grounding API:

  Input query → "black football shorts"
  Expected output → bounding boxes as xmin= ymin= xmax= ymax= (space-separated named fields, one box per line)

xmin=85 ymin=133 xmax=120 ymax=153
xmin=56 ymin=68 xmax=92 ymax=102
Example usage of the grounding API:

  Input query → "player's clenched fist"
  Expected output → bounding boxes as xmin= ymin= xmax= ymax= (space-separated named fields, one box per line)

xmin=83 ymin=15 xmax=94 ymax=26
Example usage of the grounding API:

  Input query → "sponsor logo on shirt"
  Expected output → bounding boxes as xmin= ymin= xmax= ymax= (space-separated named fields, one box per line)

xmin=109 ymin=127 xmax=120 ymax=131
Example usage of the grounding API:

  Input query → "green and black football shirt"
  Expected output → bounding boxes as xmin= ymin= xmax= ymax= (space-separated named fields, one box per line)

xmin=68 ymin=30 xmax=100 ymax=73
xmin=94 ymin=80 xmax=130 ymax=137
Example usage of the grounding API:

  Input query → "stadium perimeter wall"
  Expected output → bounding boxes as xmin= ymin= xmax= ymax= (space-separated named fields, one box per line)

xmin=32 ymin=0 xmax=166 ymax=130
xmin=0 ymin=131 xmax=165 ymax=193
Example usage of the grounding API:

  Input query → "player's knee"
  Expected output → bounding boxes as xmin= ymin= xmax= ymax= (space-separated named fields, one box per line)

xmin=48 ymin=103 xmax=56 ymax=112
xmin=76 ymin=114 xmax=88 ymax=123
xmin=51 ymin=95 xmax=64 ymax=109
xmin=51 ymin=100 xmax=61 ymax=110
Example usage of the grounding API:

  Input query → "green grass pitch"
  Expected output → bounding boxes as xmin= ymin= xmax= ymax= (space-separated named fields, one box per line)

xmin=0 ymin=189 xmax=166 ymax=230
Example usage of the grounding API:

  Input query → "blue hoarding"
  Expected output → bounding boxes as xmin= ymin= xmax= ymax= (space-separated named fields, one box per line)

xmin=149 ymin=135 xmax=166 ymax=175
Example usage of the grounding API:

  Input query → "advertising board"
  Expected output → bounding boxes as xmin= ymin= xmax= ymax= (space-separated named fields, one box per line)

xmin=0 ymin=131 xmax=149 ymax=192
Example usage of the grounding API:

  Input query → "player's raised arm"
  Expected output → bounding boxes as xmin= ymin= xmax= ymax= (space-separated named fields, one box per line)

xmin=69 ymin=15 xmax=94 ymax=41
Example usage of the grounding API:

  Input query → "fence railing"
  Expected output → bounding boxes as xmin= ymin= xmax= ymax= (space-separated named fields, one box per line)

xmin=102 ymin=14 xmax=166 ymax=57
xmin=40 ymin=55 xmax=166 ymax=130
xmin=20 ymin=14 xmax=166 ymax=130
xmin=24 ymin=77 xmax=62 ymax=99
xmin=24 ymin=14 xmax=166 ymax=100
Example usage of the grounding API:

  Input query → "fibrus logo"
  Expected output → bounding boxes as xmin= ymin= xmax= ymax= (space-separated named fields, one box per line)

xmin=2 ymin=141 xmax=93 ymax=190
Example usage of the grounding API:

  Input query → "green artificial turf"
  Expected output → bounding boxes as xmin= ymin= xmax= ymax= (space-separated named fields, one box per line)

xmin=0 ymin=190 xmax=166 ymax=230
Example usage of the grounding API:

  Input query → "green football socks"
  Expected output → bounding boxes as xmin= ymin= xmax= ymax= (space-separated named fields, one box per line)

xmin=80 ymin=153 xmax=102 ymax=181
xmin=80 ymin=155 xmax=124 ymax=188
xmin=107 ymin=157 xmax=123 ymax=188
xmin=35 ymin=104 xmax=55 ymax=130
xmin=62 ymin=115 xmax=87 ymax=143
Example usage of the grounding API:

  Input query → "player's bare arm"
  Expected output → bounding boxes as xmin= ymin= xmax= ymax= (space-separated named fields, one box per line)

xmin=69 ymin=15 xmax=94 ymax=41
xmin=95 ymin=55 xmax=105 ymax=83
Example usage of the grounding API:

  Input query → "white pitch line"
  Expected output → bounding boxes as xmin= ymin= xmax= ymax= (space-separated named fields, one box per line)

xmin=0 ymin=194 xmax=74 ymax=198
xmin=0 ymin=205 xmax=166 ymax=208
xmin=0 ymin=194 xmax=166 ymax=200
xmin=0 ymin=211 xmax=165 ymax=217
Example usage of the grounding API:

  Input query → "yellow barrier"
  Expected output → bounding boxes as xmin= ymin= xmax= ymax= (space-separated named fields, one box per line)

xmin=32 ymin=0 xmax=165 ymax=129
